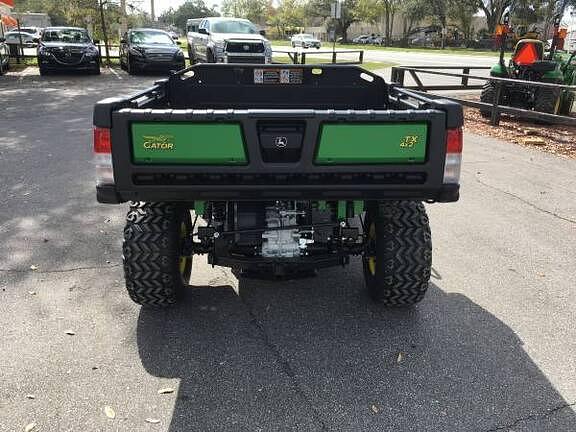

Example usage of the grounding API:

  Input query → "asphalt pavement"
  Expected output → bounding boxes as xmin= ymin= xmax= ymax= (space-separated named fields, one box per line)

xmin=0 ymin=69 xmax=575 ymax=432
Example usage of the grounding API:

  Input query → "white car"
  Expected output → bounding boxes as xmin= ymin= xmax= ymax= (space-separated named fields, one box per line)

xmin=5 ymin=31 xmax=37 ymax=46
xmin=291 ymin=34 xmax=321 ymax=49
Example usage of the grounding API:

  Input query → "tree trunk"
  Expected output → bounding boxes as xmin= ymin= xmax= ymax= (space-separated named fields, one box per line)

xmin=98 ymin=0 xmax=110 ymax=66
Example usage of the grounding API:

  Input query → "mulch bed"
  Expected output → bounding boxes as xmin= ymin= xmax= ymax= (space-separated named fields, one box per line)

xmin=463 ymin=105 xmax=576 ymax=159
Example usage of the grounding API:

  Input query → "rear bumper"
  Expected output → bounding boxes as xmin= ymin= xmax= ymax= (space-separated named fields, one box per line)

xmin=97 ymin=183 xmax=459 ymax=204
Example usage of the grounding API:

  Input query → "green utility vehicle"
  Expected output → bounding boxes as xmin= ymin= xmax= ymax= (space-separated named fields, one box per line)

xmin=481 ymin=15 xmax=575 ymax=117
xmin=94 ymin=64 xmax=463 ymax=307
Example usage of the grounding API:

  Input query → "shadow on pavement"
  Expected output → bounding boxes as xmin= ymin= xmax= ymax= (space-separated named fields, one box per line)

xmin=137 ymin=267 xmax=576 ymax=432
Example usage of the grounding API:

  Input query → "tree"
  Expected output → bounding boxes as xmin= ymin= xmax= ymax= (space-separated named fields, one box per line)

xmin=479 ymin=0 xmax=513 ymax=33
xmin=221 ymin=0 xmax=269 ymax=23
xmin=159 ymin=0 xmax=219 ymax=31
xmin=449 ymin=0 xmax=479 ymax=42
xmin=269 ymin=0 xmax=305 ymax=38
xmin=306 ymin=0 xmax=366 ymax=42
xmin=399 ymin=0 xmax=427 ymax=44
xmin=379 ymin=0 xmax=402 ymax=45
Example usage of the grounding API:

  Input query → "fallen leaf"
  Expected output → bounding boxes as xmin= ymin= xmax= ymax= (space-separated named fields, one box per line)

xmin=25 ymin=394 xmax=35 ymax=400
xmin=104 ymin=406 xmax=116 ymax=419
xmin=145 ymin=418 xmax=161 ymax=424
xmin=370 ymin=404 xmax=379 ymax=414
xmin=29 ymin=265 xmax=38 ymax=271
xmin=397 ymin=352 xmax=404 ymax=363
xmin=24 ymin=422 xmax=36 ymax=432
xmin=65 ymin=330 xmax=75 ymax=336
xmin=522 ymin=137 xmax=546 ymax=146
xmin=157 ymin=387 xmax=175 ymax=395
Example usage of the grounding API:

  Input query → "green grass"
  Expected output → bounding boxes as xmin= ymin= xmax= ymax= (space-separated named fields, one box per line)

xmin=7 ymin=56 xmax=37 ymax=71
xmin=271 ymin=40 xmax=498 ymax=56
xmin=273 ymin=54 xmax=394 ymax=71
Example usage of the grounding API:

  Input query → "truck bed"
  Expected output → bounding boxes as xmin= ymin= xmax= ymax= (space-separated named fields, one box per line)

xmin=94 ymin=64 xmax=463 ymax=204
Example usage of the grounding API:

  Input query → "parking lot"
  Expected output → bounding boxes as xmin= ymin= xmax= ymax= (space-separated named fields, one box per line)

xmin=1 ymin=69 xmax=576 ymax=431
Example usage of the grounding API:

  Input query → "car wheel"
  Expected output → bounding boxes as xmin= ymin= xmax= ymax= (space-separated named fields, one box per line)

xmin=207 ymin=49 xmax=216 ymax=63
xmin=126 ymin=55 xmax=136 ymax=75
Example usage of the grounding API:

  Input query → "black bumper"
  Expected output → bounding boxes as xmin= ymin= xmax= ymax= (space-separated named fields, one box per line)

xmin=96 ymin=183 xmax=459 ymax=204
xmin=132 ymin=58 xmax=185 ymax=71
xmin=39 ymin=58 xmax=99 ymax=71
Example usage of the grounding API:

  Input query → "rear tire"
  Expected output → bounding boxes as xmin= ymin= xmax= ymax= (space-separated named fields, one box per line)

xmin=123 ymin=202 xmax=193 ymax=307
xmin=126 ymin=55 xmax=137 ymax=75
xmin=559 ymin=92 xmax=575 ymax=116
xmin=480 ymin=81 xmax=498 ymax=118
xmin=363 ymin=201 xmax=432 ymax=306
xmin=534 ymin=86 xmax=562 ymax=115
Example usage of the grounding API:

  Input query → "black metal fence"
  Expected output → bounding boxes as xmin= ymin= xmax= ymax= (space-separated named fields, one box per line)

xmin=272 ymin=49 xmax=364 ymax=65
xmin=391 ymin=65 xmax=576 ymax=126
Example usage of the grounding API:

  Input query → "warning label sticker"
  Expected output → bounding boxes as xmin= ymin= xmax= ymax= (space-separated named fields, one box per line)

xmin=254 ymin=68 xmax=303 ymax=84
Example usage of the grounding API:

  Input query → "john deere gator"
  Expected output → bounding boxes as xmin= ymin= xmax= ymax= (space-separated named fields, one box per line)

xmin=93 ymin=63 xmax=463 ymax=308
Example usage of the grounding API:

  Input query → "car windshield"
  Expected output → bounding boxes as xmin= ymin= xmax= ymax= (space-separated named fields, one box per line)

xmin=20 ymin=28 xmax=36 ymax=34
xmin=130 ymin=30 xmax=174 ymax=45
xmin=211 ymin=20 xmax=258 ymax=34
xmin=300 ymin=34 xmax=314 ymax=40
xmin=42 ymin=28 xmax=90 ymax=43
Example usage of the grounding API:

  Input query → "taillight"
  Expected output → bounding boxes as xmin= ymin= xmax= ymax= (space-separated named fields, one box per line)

xmin=443 ymin=128 xmax=463 ymax=184
xmin=94 ymin=127 xmax=111 ymax=153
xmin=93 ymin=127 xmax=114 ymax=185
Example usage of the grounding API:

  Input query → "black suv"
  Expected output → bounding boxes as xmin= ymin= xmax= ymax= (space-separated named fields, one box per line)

xmin=120 ymin=28 xmax=185 ymax=75
xmin=37 ymin=27 xmax=100 ymax=75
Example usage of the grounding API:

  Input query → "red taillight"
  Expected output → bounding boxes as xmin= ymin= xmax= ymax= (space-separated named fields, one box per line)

xmin=94 ymin=127 xmax=111 ymax=153
xmin=443 ymin=127 xmax=463 ymax=184
xmin=446 ymin=128 xmax=463 ymax=154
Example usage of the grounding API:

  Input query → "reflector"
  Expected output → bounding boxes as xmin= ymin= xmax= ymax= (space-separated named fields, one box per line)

xmin=446 ymin=128 xmax=463 ymax=153
xmin=513 ymin=43 xmax=540 ymax=65
xmin=94 ymin=127 xmax=111 ymax=154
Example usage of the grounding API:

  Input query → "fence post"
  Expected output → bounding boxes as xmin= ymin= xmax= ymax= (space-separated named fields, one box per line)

xmin=490 ymin=81 xmax=502 ymax=126
xmin=359 ymin=50 xmax=364 ymax=64
xmin=391 ymin=68 xmax=405 ymax=86
xmin=301 ymin=52 xmax=306 ymax=64
xmin=462 ymin=67 xmax=470 ymax=87
xmin=332 ymin=51 xmax=336 ymax=64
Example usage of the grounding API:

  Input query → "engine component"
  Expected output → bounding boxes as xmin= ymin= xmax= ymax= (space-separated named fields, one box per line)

xmin=261 ymin=203 xmax=307 ymax=258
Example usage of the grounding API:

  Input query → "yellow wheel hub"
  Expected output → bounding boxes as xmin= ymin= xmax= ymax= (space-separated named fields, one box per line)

xmin=366 ymin=222 xmax=377 ymax=276
xmin=179 ymin=221 xmax=189 ymax=275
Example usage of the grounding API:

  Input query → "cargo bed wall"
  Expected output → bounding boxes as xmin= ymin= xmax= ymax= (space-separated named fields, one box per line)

xmin=164 ymin=64 xmax=389 ymax=110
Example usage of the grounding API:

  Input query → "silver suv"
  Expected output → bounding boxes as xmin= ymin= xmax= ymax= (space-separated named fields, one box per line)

xmin=186 ymin=17 xmax=272 ymax=64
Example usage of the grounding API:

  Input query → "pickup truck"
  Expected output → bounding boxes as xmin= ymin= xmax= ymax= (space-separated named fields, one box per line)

xmin=186 ymin=17 xmax=272 ymax=64
xmin=93 ymin=64 xmax=463 ymax=308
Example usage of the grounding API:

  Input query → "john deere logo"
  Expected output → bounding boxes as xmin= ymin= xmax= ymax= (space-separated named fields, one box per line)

xmin=274 ymin=136 xmax=288 ymax=148
xmin=143 ymin=135 xmax=175 ymax=150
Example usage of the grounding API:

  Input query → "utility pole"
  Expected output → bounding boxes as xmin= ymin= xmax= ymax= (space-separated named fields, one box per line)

xmin=150 ymin=0 xmax=155 ymax=21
